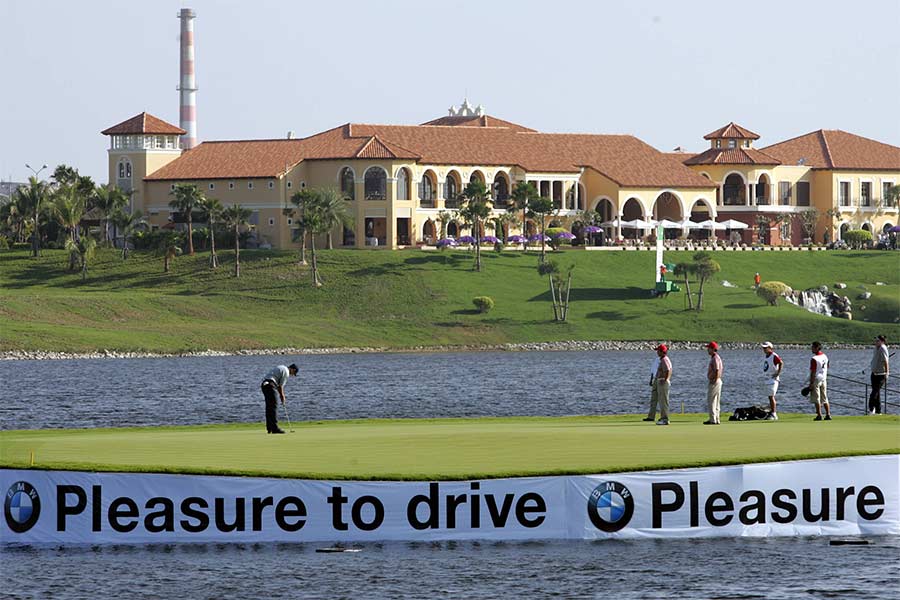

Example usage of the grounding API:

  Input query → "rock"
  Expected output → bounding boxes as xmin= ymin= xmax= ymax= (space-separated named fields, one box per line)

xmin=838 ymin=312 xmax=852 ymax=320
xmin=876 ymin=282 xmax=886 ymax=286
xmin=859 ymin=292 xmax=871 ymax=300
xmin=818 ymin=285 xmax=829 ymax=294
xmin=835 ymin=283 xmax=847 ymax=289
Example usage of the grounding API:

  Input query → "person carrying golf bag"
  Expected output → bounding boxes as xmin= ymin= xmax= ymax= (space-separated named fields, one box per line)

xmin=261 ymin=363 xmax=298 ymax=434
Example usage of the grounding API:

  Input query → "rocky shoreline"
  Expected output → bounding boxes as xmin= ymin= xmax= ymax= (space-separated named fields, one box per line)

xmin=0 ymin=340 xmax=876 ymax=361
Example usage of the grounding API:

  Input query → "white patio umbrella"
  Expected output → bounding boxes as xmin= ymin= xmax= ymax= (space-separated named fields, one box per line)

xmin=677 ymin=219 xmax=702 ymax=229
xmin=718 ymin=219 xmax=749 ymax=230
xmin=657 ymin=219 xmax=684 ymax=229
xmin=697 ymin=219 xmax=727 ymax=230
xmin=622 ymin=218 xmax=657 ymax=229
xmin=600 ymin=218 xmax=623 ymax=227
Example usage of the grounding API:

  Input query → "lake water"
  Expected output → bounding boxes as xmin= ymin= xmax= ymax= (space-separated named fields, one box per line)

xmin=0 ymin=349 xmax=884 ymax=430
xmin=1 ymin=349 xmax=895 ymax=598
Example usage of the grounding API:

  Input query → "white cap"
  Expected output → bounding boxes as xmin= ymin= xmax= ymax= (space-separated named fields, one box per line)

xmin=761 ymin=341 xmax=774 ymax=349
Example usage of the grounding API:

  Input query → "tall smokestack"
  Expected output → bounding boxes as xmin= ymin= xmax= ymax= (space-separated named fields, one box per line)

xmin=178 ymin=8 xmax=197 ymax=149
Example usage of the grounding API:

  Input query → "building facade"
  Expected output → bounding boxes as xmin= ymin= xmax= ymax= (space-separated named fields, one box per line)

xmin=103 ymin=106 xmax=899 ymax=248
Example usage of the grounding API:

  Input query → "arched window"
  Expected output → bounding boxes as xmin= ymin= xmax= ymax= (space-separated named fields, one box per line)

xmin=469 ymin=170 xmax=485 ymax=185
xmin=364 ymin=167 xmax=387 ymax=200
xmin=419 ymin=171 xmax=436 ymax=208
xmin=445 ymin=171 xmax=460 ymax=207
xmin=339 ymin=167 xmax=355 ymax=200
xmin=493 ymin=172 xmax=510 ymax=205
xmin=396 ymin=168 xmax=410 ymax=201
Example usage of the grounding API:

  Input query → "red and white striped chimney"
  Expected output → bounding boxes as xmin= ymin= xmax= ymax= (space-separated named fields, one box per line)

xmin=178 ymin=8 xmax=198 ymax=149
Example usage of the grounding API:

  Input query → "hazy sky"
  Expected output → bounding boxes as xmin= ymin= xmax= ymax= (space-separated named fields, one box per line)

xmin=2 ymin=0 xmax=899 ymax=184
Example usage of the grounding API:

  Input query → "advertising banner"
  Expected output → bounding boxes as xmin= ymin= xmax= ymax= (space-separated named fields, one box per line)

xmin=2 ymin=455 xmax=897 ymax=545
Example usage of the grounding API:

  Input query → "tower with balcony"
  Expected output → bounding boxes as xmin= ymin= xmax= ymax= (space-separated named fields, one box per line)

xmin=101 ymin=112 xmax=185 ymax=213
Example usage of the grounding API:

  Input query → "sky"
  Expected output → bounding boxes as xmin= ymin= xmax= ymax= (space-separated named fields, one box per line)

xmin=2 ymin=0 xmax=899 ymax=184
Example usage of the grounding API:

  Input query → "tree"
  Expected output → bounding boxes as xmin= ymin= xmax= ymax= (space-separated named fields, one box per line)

xmin=457 ymin=180 xmax=492 ymax=272
xmin=511 ymin=182 xmax=538 ymax=250
xmin=302 ymin=187 xmax=354 ymax=287
xmin=169 ymin=183 xmax=203 ymax=255
xmin=110 ymin=208 xmax=144 ymax=259
xmin=285 ymin=189 xmax=314 ymax=265
xmin=92 ymin=184 xmax=128 ymax=245
xmin=51 ymin=184 xmax=87 ymax=270
xmin=65 ymin=236 xmax=97 ymax=281
xmin=495 ymin=211 xmax=519 ymax=244
xmin=527 ymin=196 xmax=555 ymax=262
xmin=796 ymin=209 xmax=820 ymax=244
xmin=157 ymin=231 xmax=182 ymax=273
xmin=757 ymin=281 xmax=792 ymax=306
xmin=537 ymin=259 xmax=574 ymax=322
xmin=436 ymin=209 xmax=456 ymax=240
xmin=198 ymin=196 xmax=223 ymax=268
xmin=13 ymin=177 xmax=50 ymax=257
xmin=221 ymin=204 xmax=252 ymax=277
xmin=673 ymin=262 xmax=696 ymax=309
xmin=693 ymin=252 xmax=720 ymax=311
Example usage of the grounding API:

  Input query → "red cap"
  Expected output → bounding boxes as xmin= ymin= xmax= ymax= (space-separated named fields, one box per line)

xmin=656 ymin=344 xmax=668 ymax=353
xmin=707 ymin=341 xmax=719 ymax=350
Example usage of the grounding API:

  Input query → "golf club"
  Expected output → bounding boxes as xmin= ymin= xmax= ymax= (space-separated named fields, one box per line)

xmin=281 ymin=402 xmax=295 ymax=433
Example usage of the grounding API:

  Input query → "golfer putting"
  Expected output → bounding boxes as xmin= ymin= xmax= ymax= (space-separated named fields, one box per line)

xmin=261 ymin=363 xmax=298 ymax=434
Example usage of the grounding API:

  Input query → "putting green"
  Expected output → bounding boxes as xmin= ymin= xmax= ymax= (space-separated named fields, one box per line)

xmin=2 ymin=414 xmax=898 ymax=480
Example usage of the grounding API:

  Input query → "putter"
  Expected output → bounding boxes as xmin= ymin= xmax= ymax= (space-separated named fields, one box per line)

xmin=281 ymin=402 xmax=295 ymax=433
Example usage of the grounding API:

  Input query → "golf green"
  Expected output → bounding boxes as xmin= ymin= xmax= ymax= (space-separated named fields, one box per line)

xmin=3 ymin=415 xmax=898 ymax=480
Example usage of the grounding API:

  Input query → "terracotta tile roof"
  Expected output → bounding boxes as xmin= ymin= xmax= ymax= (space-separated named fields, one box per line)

xmin=102 ymin=112 xmax=186 ymax=136
xmin=145 ymin=121 xmax=715 ymax=189
xmin=684 ymin=147 xmax=781 ymax=166
xmin=145 ymin=139 xmax=305 ymax=180
xmin=421 ymin=114 xmax=536 ymax=132
xmin=703 ymin=122 xmax=760 ymax=140
xmin=761 ymin=130 xmax=900 ymax=170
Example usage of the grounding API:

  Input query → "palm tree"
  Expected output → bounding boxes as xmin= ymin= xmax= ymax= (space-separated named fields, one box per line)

xmin=693 ymin=253 xmax=721 ymax=312
xmin=317 ymin=187 xmax=354 ymax=253
xmin=52 ymin=185 xmax=86 ymax=270
xmin=457 ymin=180 xmax=492 ymax=272
xmin=285 ymin=189 xmax=314 ymax=265
xmin=14 ymin=177 xmax=50 ymax=257
xmin=65 ymin=236 xmax=97 ymax=281
xmin=92 ymin=184 xmax=128 ymax=246
xmin=527 ymin=196 xmax=555 ymax=262
xmin=157 ymin=231 xmax=182 ymax=273
xmin=169 ymin=183 xmax=203 ymax=255
xmin=511 ymin=182 xmax=538 ymax=250
xmin=110 ymin=208 xmax=145 ymax=259
xmin=198 ymin=196 xmax=223 ymax=268
xmin=673 ymin=262 xmax=695 ymax=309
xmin=303 ymin=187 xmax=354 ymax=287
xmin=221 ymin=204 xmax=252 ymax=277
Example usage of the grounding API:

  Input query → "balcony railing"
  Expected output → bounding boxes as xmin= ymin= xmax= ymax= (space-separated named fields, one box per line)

xmin=444 ymin=198 xmax=460 ymax=209
xmin=419 ymin=197 xmax=436 ymax=209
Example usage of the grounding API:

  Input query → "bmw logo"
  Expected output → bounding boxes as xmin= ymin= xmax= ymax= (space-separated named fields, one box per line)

xmin=4 ymin=481 xmax=41 ymax=533
xmin=587 ymin=481 xmax=634 ymax=532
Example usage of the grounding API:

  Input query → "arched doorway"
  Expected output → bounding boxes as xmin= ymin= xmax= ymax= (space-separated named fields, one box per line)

xmin=447 ymin=221 xmax=460 ymax=238
xmin=757 ymin=174 xmax=770 ymax=205
xmin=884 ymin=222 xmax=895 ymax=234
xmin=653 ymin=192 xmax=683 ymax=240
xmin=723 ymin=174 xmax=746 ymax=206
xmin=525 ymin=219 xmax=536 ymax=237
xmin=621 ymin=197 xmax=643 ymax=239
xmin=839 ymin=223 xmax=850 ymax=241
xmin=862 ymin=222 xmax=872 ymax=233
xmin=689 ymin=199 xmax=713 ymax=241
xmin=422 ymin=219 xmax=436 ymax=244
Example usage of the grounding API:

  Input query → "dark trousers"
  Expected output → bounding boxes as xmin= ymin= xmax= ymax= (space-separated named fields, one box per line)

xmin=869 ymin=374 xmax=886 ymax=414
xmin=262 ymin=382 xmax=280 ymax=431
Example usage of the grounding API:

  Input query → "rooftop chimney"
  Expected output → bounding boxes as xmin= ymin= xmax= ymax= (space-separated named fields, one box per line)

xmin=178 ymin=8 xmax=198 ymax=149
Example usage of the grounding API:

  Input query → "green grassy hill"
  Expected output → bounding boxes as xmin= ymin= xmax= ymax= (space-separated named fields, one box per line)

xmin=0 ymin=247 xmax=898 ymax=353
xmin=2 ymin=415 xmax=897 ymax=480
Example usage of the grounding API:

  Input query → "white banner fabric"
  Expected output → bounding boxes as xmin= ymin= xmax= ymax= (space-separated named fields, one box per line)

xmin=2 ymin=455 xmax=897 ymax=545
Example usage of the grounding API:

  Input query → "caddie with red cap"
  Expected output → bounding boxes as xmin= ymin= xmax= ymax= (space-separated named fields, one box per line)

xmin=644 ymin=344 xmax=673 ymax=425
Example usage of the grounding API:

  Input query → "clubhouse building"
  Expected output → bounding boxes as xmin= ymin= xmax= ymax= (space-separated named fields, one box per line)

xmin=103 ymin=100 xmax=900 ymax=249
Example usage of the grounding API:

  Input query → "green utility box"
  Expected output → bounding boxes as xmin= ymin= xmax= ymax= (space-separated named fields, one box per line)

xmin=654 ymin=280 xmax=681 ymax=295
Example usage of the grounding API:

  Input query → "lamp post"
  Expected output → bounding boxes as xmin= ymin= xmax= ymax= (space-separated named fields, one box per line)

xmin=25 ymin=163 xmax=48 ymax=257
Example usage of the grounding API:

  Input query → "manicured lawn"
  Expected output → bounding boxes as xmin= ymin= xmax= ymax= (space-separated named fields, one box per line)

xmin=0 ymin=247 xmax=898 ymax=352
xmin=2 ymin=414 xmax=897 ymax=480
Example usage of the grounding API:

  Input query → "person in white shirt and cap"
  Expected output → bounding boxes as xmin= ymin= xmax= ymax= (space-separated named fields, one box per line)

xmin=761 ymin=342 xmax=782 ymax=420
xmin=261 ymin=363 xmax=299 ymax=434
